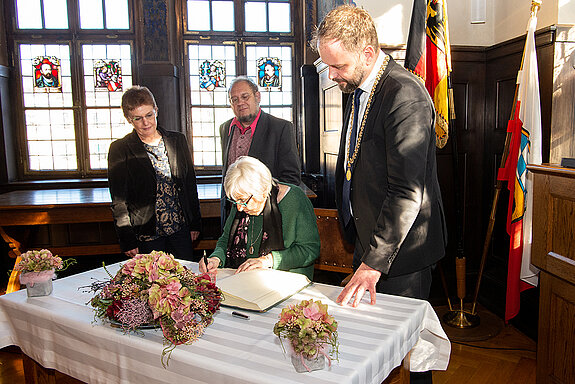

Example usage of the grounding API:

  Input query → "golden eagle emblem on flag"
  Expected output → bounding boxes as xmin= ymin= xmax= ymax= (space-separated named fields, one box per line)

xmin=405 ymin=0 xmax=452 ymax=149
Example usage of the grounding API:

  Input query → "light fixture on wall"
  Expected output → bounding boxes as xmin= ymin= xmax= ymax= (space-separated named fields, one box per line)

xmin=471 ymin=0 xmax=486 ymax=24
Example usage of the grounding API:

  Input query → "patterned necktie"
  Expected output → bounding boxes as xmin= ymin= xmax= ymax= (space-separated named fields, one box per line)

xmin=342 ymin=88 xmax=363 ymax=226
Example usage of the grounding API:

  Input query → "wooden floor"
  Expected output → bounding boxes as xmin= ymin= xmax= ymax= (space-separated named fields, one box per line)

xmin=433 ymin=323 xmax=536 ymax=384
xmin=0 ymin=309 xmax=536 ymax=384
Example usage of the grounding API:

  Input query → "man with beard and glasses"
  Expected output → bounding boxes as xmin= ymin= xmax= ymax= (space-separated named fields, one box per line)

xmin=219 ymin=76 xmax=301 ymax=226
xmin=312 ymin=6 xmax=447 ymax=383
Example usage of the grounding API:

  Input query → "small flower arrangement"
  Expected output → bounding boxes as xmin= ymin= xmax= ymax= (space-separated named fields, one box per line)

xmin=15 ymin=249 xmax=75 ymax=273
xmin=88 ymin=251 xmax=222 ymax=366
xmin=15 ymin=249 xmax=76 ymax=288
xmin=273 ymin=299 xmax=339 ymax=372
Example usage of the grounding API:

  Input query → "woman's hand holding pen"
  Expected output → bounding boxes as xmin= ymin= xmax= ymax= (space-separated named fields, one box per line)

xmin=199 ymin=255 xmax=220 ymax=281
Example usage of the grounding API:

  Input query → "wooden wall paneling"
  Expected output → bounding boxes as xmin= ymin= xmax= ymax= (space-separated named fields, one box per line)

xmin=550 ymin=26 xmax=575 ymax=163
xmin=537 ymin=271 xmax=575 ymax=384
xmin=530 ymin=165 xmax=575 ymax=384
xmin=317 ymin=59 xmax=346 ymax=208
xmin=301 ymin=64 xmax=320 ymax=174
xmin=475 ymin=41 xmax=521 ymax=316
xmin=436 ymin=48 xmax=486 ymax=299
xmin=476 ymin=29 xmax=554 ymax=331
xmin=535 ymin=30 xmax=556 ymax=164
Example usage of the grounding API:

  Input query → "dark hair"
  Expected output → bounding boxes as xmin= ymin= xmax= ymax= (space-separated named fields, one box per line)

xmin=121 ymin=86 xmax=157 ymax=119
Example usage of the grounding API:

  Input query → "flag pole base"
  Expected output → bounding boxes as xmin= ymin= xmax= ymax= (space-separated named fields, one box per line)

xmin=443 ymin=309 xmax=480 ymax=328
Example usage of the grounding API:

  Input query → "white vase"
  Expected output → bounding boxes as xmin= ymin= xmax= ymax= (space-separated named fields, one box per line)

xmin=25 ymin=279 xmax=53 ymax=297
xmin=290 ymin=351 xmax=325 ymax=373
xmin=20 ymin=270 xmax=55 ymax=297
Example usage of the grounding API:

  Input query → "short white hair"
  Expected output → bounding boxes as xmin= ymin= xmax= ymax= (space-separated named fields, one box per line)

xmin=224 ymin=156 xmax=272 ymax=199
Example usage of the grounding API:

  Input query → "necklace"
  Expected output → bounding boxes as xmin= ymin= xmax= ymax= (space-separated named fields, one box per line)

xmin=346 ymin=55 xmax=390 ymax=181
xmin=248 ymin=216 xmax=263 ymax=255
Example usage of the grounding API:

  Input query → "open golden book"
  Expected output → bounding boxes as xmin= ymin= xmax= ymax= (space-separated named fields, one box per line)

xmin=215 ymin=268 xmax=311 ymax=312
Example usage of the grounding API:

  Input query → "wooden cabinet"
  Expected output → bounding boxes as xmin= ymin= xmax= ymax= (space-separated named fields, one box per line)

xmin=529 ymin=164 xmax=575 ymax=384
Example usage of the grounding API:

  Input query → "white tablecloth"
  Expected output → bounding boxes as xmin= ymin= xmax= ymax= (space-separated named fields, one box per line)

xmin=0 ymin=262 xmax=450 ymax=384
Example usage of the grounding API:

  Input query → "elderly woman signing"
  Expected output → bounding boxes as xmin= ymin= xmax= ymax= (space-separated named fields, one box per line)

xmin=200 ymin=156 xmax=319 ymax=279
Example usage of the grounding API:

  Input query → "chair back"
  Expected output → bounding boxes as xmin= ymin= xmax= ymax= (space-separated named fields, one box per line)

xmin=314 ymin=208 xmax=354 ymax=274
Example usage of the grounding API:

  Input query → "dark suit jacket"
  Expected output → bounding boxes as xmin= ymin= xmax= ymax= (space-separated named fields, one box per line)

xmin=219 ymin=110 xmax=301 ymax=221
xmin=108 ymin=127 xmax=201 ymax=252
xmin=220 ymin=110 xmax=301 ymax=185
xmin=336 ymin=56 xmax=447 ymax=278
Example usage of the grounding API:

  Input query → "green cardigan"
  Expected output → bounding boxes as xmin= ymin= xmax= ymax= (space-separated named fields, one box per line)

xmin=211 ymin=183 xmax=320 ymax=279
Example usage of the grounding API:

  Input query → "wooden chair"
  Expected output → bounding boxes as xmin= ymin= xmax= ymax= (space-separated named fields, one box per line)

xmin=313 ymin=208 xmax=354 ymax=285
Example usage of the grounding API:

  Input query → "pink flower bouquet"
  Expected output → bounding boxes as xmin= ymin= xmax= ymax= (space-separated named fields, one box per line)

xmin=273 ymin=299 xmax=339 ymax=372
xmin=88 ymin=251 xmax=222 ymax=365
xmin=15 ymin=249 xmax=76 ymax=287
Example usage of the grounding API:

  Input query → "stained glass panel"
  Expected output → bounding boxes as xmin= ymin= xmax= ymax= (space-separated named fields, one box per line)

xmin=257 ymin=57 xmax=281 ymax=90
xmin=199 ymin=60 xmax=226 ymax=91
xmin=33 ymin=56 xmax=62 ymax=93
xmin=83 ymin=44 xmax=133 ymax=106
xmin=189 ymin=44 xmax=236 ymax=166
xmin=21 ymin=45 xmax=72 ymax=107
xmin=83 ymin=44 xmax=133 ymax=169
xmin=94 ymin=60 xmax=123 ymax=92
xmin=247 ymin=45 xmax=292 ymax=122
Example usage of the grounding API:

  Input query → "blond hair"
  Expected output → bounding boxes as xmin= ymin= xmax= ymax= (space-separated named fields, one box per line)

xmin=311 ymin=5 xmax=378 ymax=54
xmin=224 ymin=156 xmax=272 ymax=200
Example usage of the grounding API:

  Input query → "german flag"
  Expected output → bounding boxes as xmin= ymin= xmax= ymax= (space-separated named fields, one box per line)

xmin=405 ymin=0 xmax=452 ymax=149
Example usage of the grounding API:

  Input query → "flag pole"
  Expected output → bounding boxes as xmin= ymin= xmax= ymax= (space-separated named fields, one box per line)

xmin=469 ymin=0 xmax=542 ymax=316
xmin=442 ymin=76 xmax=480 ymax=327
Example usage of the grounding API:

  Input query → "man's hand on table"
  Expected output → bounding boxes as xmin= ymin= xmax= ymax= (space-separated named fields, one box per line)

xmin=337 ymin=262 xmax=382 ymax=307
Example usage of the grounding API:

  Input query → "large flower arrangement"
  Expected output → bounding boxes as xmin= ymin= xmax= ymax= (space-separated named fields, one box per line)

xmin=88 ymin=251 xmax=222 ymax=365
xmin=273 ymin=299 xmax=339 ymax=372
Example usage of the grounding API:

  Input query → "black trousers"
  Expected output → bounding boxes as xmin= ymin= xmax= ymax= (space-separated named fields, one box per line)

xmin=138 ymin=226 xmax=198 ymax=261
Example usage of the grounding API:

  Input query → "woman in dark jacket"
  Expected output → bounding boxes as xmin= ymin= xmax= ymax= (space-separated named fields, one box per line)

xmin=108 ymin=85 xmax=201 ymax=260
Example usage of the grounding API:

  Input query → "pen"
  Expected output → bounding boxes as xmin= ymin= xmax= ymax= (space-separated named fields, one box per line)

xmin=202 ymin=250 xmax=208 ymax=271
xmin=232 ymin=311 xmax=250 ymax=320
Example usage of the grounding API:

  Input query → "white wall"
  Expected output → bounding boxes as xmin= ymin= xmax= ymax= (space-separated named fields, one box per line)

xmin=354 ymin=0 xmax=575 ymax=47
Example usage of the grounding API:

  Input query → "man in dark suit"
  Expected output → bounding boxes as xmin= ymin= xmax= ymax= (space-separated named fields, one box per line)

xmin=219 ymin=76 xmax=301 ymax=224
xmin=314 ymin=5 xmax=447 ymax=306
xmin=314 ymin=7 xmax=447 ymax=383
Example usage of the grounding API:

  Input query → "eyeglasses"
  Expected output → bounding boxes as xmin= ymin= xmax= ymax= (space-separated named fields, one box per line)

xmin=229 ymin=93 xmax=253 ymax=105
xmin=130 ymin=111 xmax=156 ymax=123
xmin=227 ymin=194 xmax=253 ymax=207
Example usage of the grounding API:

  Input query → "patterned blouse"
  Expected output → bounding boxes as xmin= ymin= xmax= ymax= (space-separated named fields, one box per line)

xmin=139 ymin=138 xmax=185 ymax=241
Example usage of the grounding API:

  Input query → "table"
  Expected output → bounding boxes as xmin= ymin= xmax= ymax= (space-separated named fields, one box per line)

xmin=0 ymin=187 xmax=220 ymax=292
xmin=0 ymin=262 xmax=450 ymax=384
